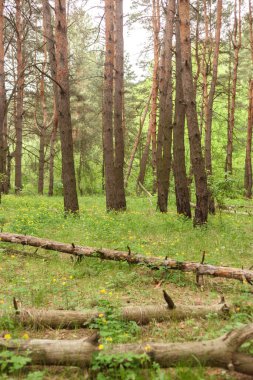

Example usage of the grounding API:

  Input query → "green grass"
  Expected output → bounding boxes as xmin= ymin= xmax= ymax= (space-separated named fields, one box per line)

xmin=0 ymin=194 xmax=252 ymax=379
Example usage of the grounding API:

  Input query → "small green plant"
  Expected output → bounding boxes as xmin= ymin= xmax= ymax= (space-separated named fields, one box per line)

xmin=0 ymin=350 xmax=31 ymax=374
xmin=91 ymin=352 xmax=150 ymax=380
xmin=89 ymin=298 xmax=140 ymax=343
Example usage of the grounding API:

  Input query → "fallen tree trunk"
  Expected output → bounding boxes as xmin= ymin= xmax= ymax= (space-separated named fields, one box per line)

xmin=0 ymin=324 xmax=253 ymax=375
xmin=6 ymin=297 xmax=229 ymax=328
xmin=0 ymin=232 xmax=253 ymax=284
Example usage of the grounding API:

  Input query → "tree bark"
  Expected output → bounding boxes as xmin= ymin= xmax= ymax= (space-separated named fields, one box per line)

xmin=0 ymin=0 xmax=6 ymax=194
xmin=1 ymin=232 xmax=253 ymax=283
xmin=2 ymin=299 xmax=229 ymax=329
xmin=178 ymin=0 xmax=209 ymax=225
xmin=205 ymin=0 xmax=223 ymax=214
xmin=37 ymin=40 xmax=49 ymax=195
xmin=113 ymin=0 xmax=126 ymax=210
xmin=173 ymin=11 xmax=191 ymax=218
xmin=103 ymin=0 xmax=116 ymax=210
xmin=225 ymin=0 xmax=242 ymax=174
xmin=244 ymin=0 xmax=253 ymax=198
xmin=55 ymin=0 xmax=79 ymax=213
xmin=14 ymin=0 xmax=24 ymax=194
xmin=0 ymin=324 xmax=253 ymax=375
xmin=42 ymin=0 xmax=58 ymax=197
xmin=156 ymin=0 xmax=175 ymax=212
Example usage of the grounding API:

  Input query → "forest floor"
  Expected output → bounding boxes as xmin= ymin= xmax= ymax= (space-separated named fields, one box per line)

xmin=0 ymin=195 xmax=252 ymax=380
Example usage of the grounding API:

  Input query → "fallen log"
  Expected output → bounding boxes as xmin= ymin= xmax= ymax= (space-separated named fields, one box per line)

xmin=0 ymin=232 xmax=253 ymax=284
xmin=0 ymin=324 xmax=253 ymax=375
xmin=6 ymin=293 xmax=229 ymax=328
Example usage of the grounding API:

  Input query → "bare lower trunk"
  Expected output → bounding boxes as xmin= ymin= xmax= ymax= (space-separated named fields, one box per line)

xmin=42 ymin=0 xmax=59 ymax=196
xmin=55 ymin=0 xmax=79 ymax=213
xmin=113 ymin=0 xmax=126 ymax=210
xmin=156 ymin=0 xmax=175 ymax=212
xmin=178 ymin=0 xmax=208 ymax=225
xmin=14 ymin=0 xmax=24 ymax=194
xmin=0 ymin=0 xmax=6 ymax=193
xmin=244 ymin=1 xmax=253 ymax=198
xmin=205 ymin=0 xmax=222 ymax=214
xmin=173 ymin=14 xmax=191 ymax=218
xmin=1 ymin=232 xmax=253 ymax=283
xmin=0 ymin=324 xmax=253 ymax=374
xmin=225 ymin=0 xmax=241 ymax=174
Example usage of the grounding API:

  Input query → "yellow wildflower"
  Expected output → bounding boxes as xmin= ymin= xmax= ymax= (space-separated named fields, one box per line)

xmin=0 ymin=300 xmax=4 ymax=304
xmin=98 ymin=344 xmax=104 ymax=350
xmin=144 ymin=344 xmax=152 ymax=352
xmin=4 ymin=334 xmax=12 ymax=340
xmin=11 ymin=255 xmax=15 ymax=259
xmin=98 ymin=313 xmax=104 ymax=318
xmin=105 ymin=337 xmax=112 ymax=342
xmin=62 ymin=282 xmax=66 ymax=286
xmin=100 ymin=289 xmax=106 ymax=294
xmin=52 ymin=279 xmax=56 ymax=282
xmin=22 ymin=333 xmax=29 ymax=340
xmin=69 ymin=275 xmax=73 ymax=279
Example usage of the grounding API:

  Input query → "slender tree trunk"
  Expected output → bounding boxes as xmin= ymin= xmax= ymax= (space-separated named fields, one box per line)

xmin=38 ymin=41 xmax=48 ymax=195
xmin=200 ymin=0 xmax=209 ymax=139
xmin=137 ymin=1 xmax=160 ymax=193
xmin=244 ymin=0 xmax=253 ymax=198
xmin=194 ymin=0 xmax=200 ymax=95
xmin=205 ymin=0 xmax=223 ymax=214
xmin=125 ymin=91 xmax=152 ymax=188
xmin=173 ymin=14 xmax=191 ymax=218
xmin=42 ymin=0 xmax=58 ymax=196
xmin=103 ymin=0 xmax=116 ymax=210
xmin=137 ymin=124 xmax=152 ymax=190
xmin=14 ymin=0 xmax=24 ymax=194
xmin=178 ymin=0 xmax=209 ymax=225
xmin=0 ymin=0 xmax=6 ymax=193
xmin=156 ymin=0 xmax=175 ymax=212
xmin=55 ymin=0 xmax=79 ymax=213
xmin=151 ymin=0 xmax=160 ymax=193
xmin=113 ymin=0 xmax=126 ymax=210
xmin=225 ymin=0 xmax=241 ymax=174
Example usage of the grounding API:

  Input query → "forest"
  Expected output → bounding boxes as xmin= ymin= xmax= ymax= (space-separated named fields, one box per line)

xmin=0 ymin=0 xmax=253 ymax=379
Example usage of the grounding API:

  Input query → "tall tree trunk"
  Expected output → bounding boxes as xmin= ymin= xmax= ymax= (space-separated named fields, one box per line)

xmin=205 ymin=0 xmax=223 ymax=214
xmin=150 ymin=0 xmax=160 ymax=193
xmin=0 ymin=0 xmax=6 ymax=193
xmin=14 ymin=0 xmax=24 ymax=194
xmin=37 ymin=41 xmax=48 ymax=195
xmin=244 ymin=0 xmax=253 ymax=198
xmin=156 ymin=0 xmax=175 ymax=212
xmin=178 ymin=0 xmax=209 ymax=225
xmin=103 ymin=0 xmax=116 ymax=210
xmin=137 ymin=1 xmax=160 ymax=193
xmin=113 ymin=0 xmax=126 ymax=210
xmin=225 ymin=0 xmax=241 ymax=174
xmin=42 ymin=0 xmax=58 ymax=196
xmin=55 ymin=0 xmax=79 ymax=213
xmin=173 ymin=13 xmax=191 ymax=218
xmin=103 ymin=0 xmax=126 ymax=211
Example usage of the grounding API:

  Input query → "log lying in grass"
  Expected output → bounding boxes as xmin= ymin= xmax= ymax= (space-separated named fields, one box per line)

xmin=0 ymin=324 xmax=253 ymax=375
xmin=0 ymin=232 xmax=253 ymax=284
xmin=10 ymin=294 xmax=229 ymax=328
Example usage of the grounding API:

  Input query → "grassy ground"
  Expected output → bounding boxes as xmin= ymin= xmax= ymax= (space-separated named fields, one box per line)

xmin=0 ymin=195 xmax=252 ymax=379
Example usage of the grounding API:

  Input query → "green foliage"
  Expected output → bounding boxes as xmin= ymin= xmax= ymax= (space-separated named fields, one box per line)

xmin=0 ymin=350 xmax=31 ymax=374
xmin=91 ymin=352 xmax=151 ymax=380
xmin=89 ymin=298 xmax=140 ymax=344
